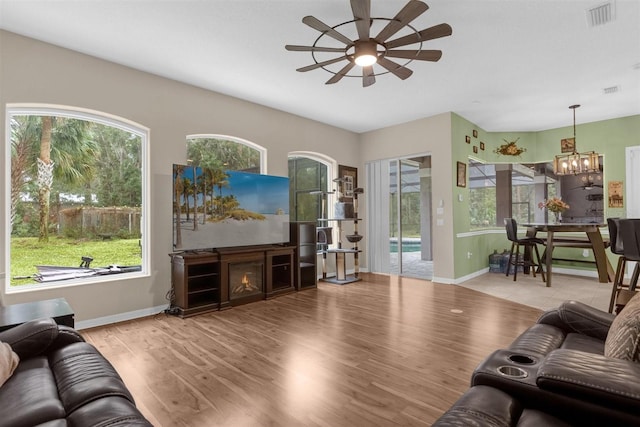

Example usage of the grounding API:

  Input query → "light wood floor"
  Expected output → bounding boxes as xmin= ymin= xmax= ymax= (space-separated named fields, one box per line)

xmin=82 ymin=274 xmax=543 ymax=427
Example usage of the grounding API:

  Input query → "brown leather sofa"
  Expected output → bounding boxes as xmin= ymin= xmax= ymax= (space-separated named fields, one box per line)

xmin=433 ymin=296 xmax=640 ymax=426
xmin=0 ymin=318 xmax=152 ymax=427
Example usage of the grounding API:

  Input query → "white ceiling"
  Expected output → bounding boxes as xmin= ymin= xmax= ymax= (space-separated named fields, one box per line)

xmin=1 ymin=0 xmax=639 ymax=133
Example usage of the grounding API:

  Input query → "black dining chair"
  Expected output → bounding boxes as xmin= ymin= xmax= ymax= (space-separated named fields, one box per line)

xmin=504 ymin=218 xmax=546 ymax=282
xmin=607 ymin=218 xmax=627 ymax=313
xmin=613 ymin=219 xmax=640 ymax=313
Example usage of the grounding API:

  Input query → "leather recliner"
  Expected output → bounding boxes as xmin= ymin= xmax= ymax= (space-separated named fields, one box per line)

xmin=434 ymin=297 xmax=640 ymax=426
xmin=0 ymin=318 xmax=152 ymax=427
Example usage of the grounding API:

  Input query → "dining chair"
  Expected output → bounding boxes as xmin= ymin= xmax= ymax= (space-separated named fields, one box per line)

xmin=607 ymin=218 xmax=627 ymax=313
xmin=613 ymin=219 xmax=640 ymax=313
xmin=504 ymin=218 xmax=546 ymax=282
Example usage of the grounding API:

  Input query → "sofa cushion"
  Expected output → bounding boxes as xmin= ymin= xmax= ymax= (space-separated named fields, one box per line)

xmin=0 ymin=356 xmax=66 ymax=427
xmin=560 ymin=332 xmax=605 ymax=354
xmin=605 ymin=292 xmax=640 ymax=361
xmin=66 ymin=396 xmax=153 ymax=427
xmin=50 ymin=342 xmax=134 ymax=414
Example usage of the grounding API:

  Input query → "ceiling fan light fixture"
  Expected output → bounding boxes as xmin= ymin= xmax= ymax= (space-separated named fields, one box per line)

xmin=354 ymin=40 xmax=378 ymax=67
xmin=286 ymin=0 xmax=452 ymax=86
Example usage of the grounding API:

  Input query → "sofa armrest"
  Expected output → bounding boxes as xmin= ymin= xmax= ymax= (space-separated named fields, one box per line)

xmin=0 ymin=318 xmax=58 ymax=358
xmin=538 ymin=300 xmax=614 ymax=341
xmin=537 ymin=349 xmax=640 ymax=412
xmin=0 ymin=318 xmax=84 ymax=359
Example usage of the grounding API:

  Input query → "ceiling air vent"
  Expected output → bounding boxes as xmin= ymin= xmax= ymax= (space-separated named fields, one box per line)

xmin=586 ymin=2 xmax=615 ymax=27
xmin=603 ymin=85 xmax=619 ymax=94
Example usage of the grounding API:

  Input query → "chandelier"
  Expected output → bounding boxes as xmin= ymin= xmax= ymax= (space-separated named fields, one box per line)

xmin=553 ymin=104 xmax=600 ymax=175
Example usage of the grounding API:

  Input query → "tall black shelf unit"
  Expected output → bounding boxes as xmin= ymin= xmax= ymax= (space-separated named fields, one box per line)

xmin=290 ymin=221 xmax=317 ymax=289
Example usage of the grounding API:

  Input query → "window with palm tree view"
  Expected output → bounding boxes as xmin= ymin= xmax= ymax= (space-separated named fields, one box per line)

xmin=8 ymin=107 xmax=147 ymax=288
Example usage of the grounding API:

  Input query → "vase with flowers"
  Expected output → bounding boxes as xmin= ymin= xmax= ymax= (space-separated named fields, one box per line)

xmin=538 ymin=197 xmax=570 ymax=223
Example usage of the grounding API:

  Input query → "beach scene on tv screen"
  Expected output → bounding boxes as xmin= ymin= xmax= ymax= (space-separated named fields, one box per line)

xmin=173 ymin=166 xmax=290 ymax=250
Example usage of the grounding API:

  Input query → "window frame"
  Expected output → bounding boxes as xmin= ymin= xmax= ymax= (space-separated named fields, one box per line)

xmin=4 ymin=103 xmax=150 ymax=293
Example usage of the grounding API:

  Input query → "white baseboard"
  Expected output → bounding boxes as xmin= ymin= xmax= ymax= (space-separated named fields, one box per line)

xmin=451 ymin=268 xmax=490 ymax=284
xmin=75 ymin=304 xmax=167 ymax=330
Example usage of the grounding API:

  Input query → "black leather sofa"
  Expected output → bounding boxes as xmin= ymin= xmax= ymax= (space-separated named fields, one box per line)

xmin=0 ymin=318 xmax=152 ymax=427
xmin=433 ymin=294 xmax=640 ymax=426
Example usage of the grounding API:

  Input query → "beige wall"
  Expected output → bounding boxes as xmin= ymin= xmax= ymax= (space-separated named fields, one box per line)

xmin=359 ymin=113 xmax=455 ymax=281
xmin=0 ymin=30 xmax=361 ymax=324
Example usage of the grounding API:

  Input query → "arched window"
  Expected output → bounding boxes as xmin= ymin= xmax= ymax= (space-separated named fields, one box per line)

xmin=186 ymin=135 xmax=266 ymax=173
xmin=288 ymin=152 xmax=336 ymax=222
xmin=6 ymin=104 xmax=149 ymax=291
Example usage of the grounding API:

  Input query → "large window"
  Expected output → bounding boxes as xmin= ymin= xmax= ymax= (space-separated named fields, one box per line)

xmin=6 ymin=105 xmax=148 ymax=290
xmin=288 ymin=154 xmax=334 ymax=222
xmin=186 ymin=135 xmax=264 ymax=173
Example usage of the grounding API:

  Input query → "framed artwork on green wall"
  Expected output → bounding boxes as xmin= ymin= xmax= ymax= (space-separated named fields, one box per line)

xmin=456 ymin=161 xmax=466 ymax=188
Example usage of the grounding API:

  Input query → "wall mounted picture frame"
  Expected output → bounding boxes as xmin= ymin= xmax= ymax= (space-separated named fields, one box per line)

xmin=337 ymin=164 xmax=357 ymax=202
xmin=473 ymin=146 xmax=478 ymax=154
xmin=561 ymin=137 xmax=575 ymax=153
xmin=456 ymin=161 xmax=467 ymax=188
xmin=465 ymin=135 xmax=471 ymax=144
xmin=473 ymin=130 xmax=478 ymax=138
xmin=608 ymin=181 xmax=623 ymax=208
xmin=480 ymin=142 xmax=485 ymax=151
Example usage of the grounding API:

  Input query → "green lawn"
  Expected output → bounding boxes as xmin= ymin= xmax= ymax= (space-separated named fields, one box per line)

xmin=10 ymin=237 xmax=141 ymax=286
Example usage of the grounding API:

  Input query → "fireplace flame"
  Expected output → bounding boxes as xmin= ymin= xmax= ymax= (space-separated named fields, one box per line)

xmin=232 ymin=271 xmax=259 ymax=295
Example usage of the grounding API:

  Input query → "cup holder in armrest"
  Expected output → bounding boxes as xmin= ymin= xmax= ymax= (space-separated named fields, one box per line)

xmin=497 ymin=365 xmax=528 ymax=378
xmin=508 ymin=354 xmax=537 ymax=365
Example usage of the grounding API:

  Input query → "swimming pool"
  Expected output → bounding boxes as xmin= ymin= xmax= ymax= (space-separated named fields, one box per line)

xmin=389 ymin=239 xmax=422 ymax=253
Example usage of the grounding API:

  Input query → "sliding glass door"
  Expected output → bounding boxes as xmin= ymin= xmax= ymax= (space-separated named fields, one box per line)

xmin=367 ymin=155 xmax=432 ymax=279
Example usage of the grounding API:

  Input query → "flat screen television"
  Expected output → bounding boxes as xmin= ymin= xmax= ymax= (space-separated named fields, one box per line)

xmin=172 ymin=165 xmax=290 ymax=251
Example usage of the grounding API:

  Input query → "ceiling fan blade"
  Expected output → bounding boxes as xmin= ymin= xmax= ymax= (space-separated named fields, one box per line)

xmin=285 ymin=45 xmax=347 ymax=53
xmin=363 ymin=66 xmax=375 ymax=87
xmin=385 ymin=49 xmax=442 ymax=62
xmin=351 ymin=0 xmax=371 ymax=41
xmin=385 ymin=23 xmax=453 ymax=49
xmin=377 ymin=57 xmax=413 ymax=80
xmin=297 ymin=56 xmax=349 ymax=72
xmin=375 ymin=0 xmax=429 ymax=42
xmin=326 ymin=61 xmax=357 ymax=84
xmin=302 ymin=16 xmax=354 ymax=45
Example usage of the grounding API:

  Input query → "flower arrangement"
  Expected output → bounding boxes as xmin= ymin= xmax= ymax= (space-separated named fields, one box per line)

xmin=538 ymin=197 xmax=570 ymax=213
xmin=494 ymin=138 xmax=526 ymax=156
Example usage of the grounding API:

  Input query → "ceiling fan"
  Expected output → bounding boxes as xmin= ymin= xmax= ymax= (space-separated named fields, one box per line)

xmin=572 ymin=173 xmax=603 ymax=191
xmin=285 ymin=0 xmax=452 ymax=87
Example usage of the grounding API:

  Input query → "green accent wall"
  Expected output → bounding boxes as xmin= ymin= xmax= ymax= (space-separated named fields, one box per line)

xmin=451 ymin=113 xmax=640 ymax=279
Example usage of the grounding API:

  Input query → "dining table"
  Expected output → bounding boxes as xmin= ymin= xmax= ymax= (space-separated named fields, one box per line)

xmin=522 ymin=222 xmax=614 ymax=287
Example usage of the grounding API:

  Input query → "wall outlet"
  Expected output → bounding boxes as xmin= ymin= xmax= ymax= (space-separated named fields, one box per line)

xmin=467 ymin=251 xmax=473 ymax=259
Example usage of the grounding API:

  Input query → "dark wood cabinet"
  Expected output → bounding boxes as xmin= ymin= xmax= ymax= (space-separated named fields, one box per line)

xmin=290 ymin=222 xmax=317 ymax=289
xmin=170 ymin=251 xmax=220 ymax=317
xmin=266 ymin=247 xmax=295 ymax=298
xmin=171 ymin=245 xmax=296 ymax=315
